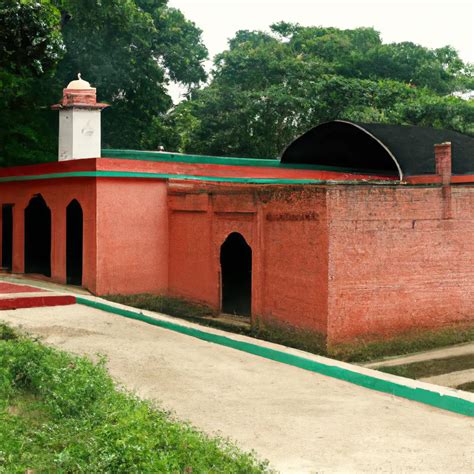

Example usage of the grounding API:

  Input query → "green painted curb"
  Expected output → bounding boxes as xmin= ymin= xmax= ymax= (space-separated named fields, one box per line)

xmin=76 ymin=297 xmax=474 ymax=418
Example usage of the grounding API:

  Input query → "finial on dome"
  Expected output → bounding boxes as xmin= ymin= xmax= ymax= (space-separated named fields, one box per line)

xmin=66 ymin=73 xmax=93 ymax=90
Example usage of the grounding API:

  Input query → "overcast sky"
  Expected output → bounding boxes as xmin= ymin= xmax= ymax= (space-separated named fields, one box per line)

xmin=169 ymin=0 xmax=473 ymax=63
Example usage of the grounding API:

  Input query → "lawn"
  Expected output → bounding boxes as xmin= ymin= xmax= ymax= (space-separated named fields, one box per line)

xmin=0 ymin=323 xmax=269 ymax=473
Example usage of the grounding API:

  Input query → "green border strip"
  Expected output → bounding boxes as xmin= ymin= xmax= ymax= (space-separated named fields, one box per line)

xmin=0 ymin=170 xmax=396 ymax=186
xmin=102 ymin=148 xmax=393 ymax=175
xmin=77 ymin=296 xmax=474 ymax=418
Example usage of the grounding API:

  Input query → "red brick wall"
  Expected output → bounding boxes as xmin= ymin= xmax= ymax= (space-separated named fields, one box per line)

xmin=95 ymin=178 xmax=168 ymax=295
xmin=0 ymin=178 xmax=97 ymax=292
xmin=258 ymin=188 xmax=328 ymax=334
xmin=168 ymin=184 xmax=329 ymax=335
xmin=326 ymin=185 xmax=474 ymax=344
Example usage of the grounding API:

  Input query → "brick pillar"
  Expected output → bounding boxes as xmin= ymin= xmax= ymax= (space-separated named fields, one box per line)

xmin=435 ymin=142 xmax=452 ymax=185
xmin=435 ymin=142 xmax=452 ymax=219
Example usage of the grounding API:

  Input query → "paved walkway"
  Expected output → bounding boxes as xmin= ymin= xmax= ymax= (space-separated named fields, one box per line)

xmin=421 ymin=369 xmax=474 ymax=387
xmin=1 ymin=304 xmax=473 ymax=473
xmin=363 ymin=342 xmax=474 ymax=369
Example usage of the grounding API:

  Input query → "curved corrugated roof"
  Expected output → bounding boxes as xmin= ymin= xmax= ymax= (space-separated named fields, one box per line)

xmin=280 ymin=120 xmax=474 ymax=179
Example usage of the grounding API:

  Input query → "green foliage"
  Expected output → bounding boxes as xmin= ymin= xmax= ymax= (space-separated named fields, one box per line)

xmin=0 ymin=0 xmax=64 ymax=76
xmin=0 ymin=0 xmax=65 ymax=166
xmin=2 ymin=7 xmax=473 ymax=164
xmin=172 ymin=23 xmax=474 ymax=158
xmin=54 ymin=0 xmax=207 ymax=149
xmin=0 ymin=323 xmax=269 ymax=473
xmin=0 ymin=0 xmax=208 ymax=166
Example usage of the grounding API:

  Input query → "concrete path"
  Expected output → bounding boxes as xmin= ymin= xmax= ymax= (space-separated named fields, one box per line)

xmin=364 ymin=342 xmax=474 ymax=369
xmin=421 ymin=369 xmax=474 ymax=388
xmin=1 ymin=305 xmax=473 ymax=473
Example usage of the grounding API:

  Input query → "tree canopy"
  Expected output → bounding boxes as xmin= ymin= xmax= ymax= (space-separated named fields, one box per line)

xmin=1 ymin=10 xmax=473 ymax=165
xmin=0 ymin=0 xmax=207 ymax=166
xmin=0 ymin=1 xmax=65 ymax=165
xmin=169 ymin=23 xmax=474 ymax=158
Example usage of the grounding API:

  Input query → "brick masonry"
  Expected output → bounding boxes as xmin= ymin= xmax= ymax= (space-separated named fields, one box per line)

xmin=1 ymin=154 xmax=473 ymax=347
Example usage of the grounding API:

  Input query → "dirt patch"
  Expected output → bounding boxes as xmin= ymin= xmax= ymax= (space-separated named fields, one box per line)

xmin=25 ymin=325 xmax=102 ymax=339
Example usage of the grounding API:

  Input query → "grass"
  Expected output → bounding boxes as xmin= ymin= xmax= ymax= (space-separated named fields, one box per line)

xmin=0 ymin=323 xmax=269 ymax=473
xmin=329 ymin=325 xmax=474 ymax=362
xmin=103 ymin=294 xmax=474 ymax=363
xmin=103 ymin=293 xmax=217 ymax=319
xmin=105 ymin=294 xmax=218 ymax=321
xmin=456 ymin=381 xmax=474 ymax=393
xmin=377 ymin=354 xmax=474 ymax=379
xmin=252 ymin=317 xmax=327 ymax=356
xmin=104 ymin=294 xmax=254 ymax=335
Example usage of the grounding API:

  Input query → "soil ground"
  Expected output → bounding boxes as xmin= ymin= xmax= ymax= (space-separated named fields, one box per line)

xmin=1 ymin=304 xmax=473 ymax=474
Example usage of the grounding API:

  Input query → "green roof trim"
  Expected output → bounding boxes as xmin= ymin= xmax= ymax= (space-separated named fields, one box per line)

xmin=0 ymin=170 xmax=397 ymax=185
xmin=101 ymin=148 xmax=392 ymax=175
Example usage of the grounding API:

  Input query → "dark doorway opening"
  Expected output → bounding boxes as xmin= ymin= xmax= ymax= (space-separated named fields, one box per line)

xmin=66 ymin=200 xmax=83 ymax=286
xmin=24 ymin=195 xmax=51 ymax=277
xmin=220 ymin=232 xmax=252 ymax=316
xmin=2 ymin=205 xmax=13 ymax=271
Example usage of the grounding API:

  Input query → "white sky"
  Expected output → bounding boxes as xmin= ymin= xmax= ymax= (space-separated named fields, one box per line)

xmin=167 ymin=0 xmax=474 ymax=101
xmin=169 ymin=0 xmax=473 ymax=61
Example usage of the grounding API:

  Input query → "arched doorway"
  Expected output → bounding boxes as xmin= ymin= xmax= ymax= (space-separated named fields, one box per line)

xmin=2 ymin=204 xmax=13 ymax=271
xmin=66 ymin=200 xmax=83 ymax=286
xmin=24 ymin=195 xmax=51 ymax=276
xmin=220 ymin=232 xmax=252 ymax=316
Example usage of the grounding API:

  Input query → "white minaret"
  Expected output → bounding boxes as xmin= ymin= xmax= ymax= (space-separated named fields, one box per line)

xmin=52 ymin=74 xmax=108 ymax=161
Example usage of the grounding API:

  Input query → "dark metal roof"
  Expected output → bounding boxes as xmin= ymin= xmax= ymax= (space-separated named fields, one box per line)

xmin=280 ymin=120 xmax=474 ymax=179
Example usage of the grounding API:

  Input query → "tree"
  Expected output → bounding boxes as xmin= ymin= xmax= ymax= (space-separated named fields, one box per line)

xmin=54 ymin=0 xmax=207 ymax=149
xmin=0 ymin=0 xmax=65 ymax=166
xmin=171 ymin=23 xmax=473 ymax=158
xmin=0 ymin=0 xmax=208 ymax=166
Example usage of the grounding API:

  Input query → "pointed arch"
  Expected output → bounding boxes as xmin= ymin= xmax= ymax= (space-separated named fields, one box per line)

xmin=220 ymin=232 xmax=252 ymax=316
xmin=66 ymin=199 xmax=83 ymax=286
xmin=24 ymin=194 xmax=51 ymax=276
